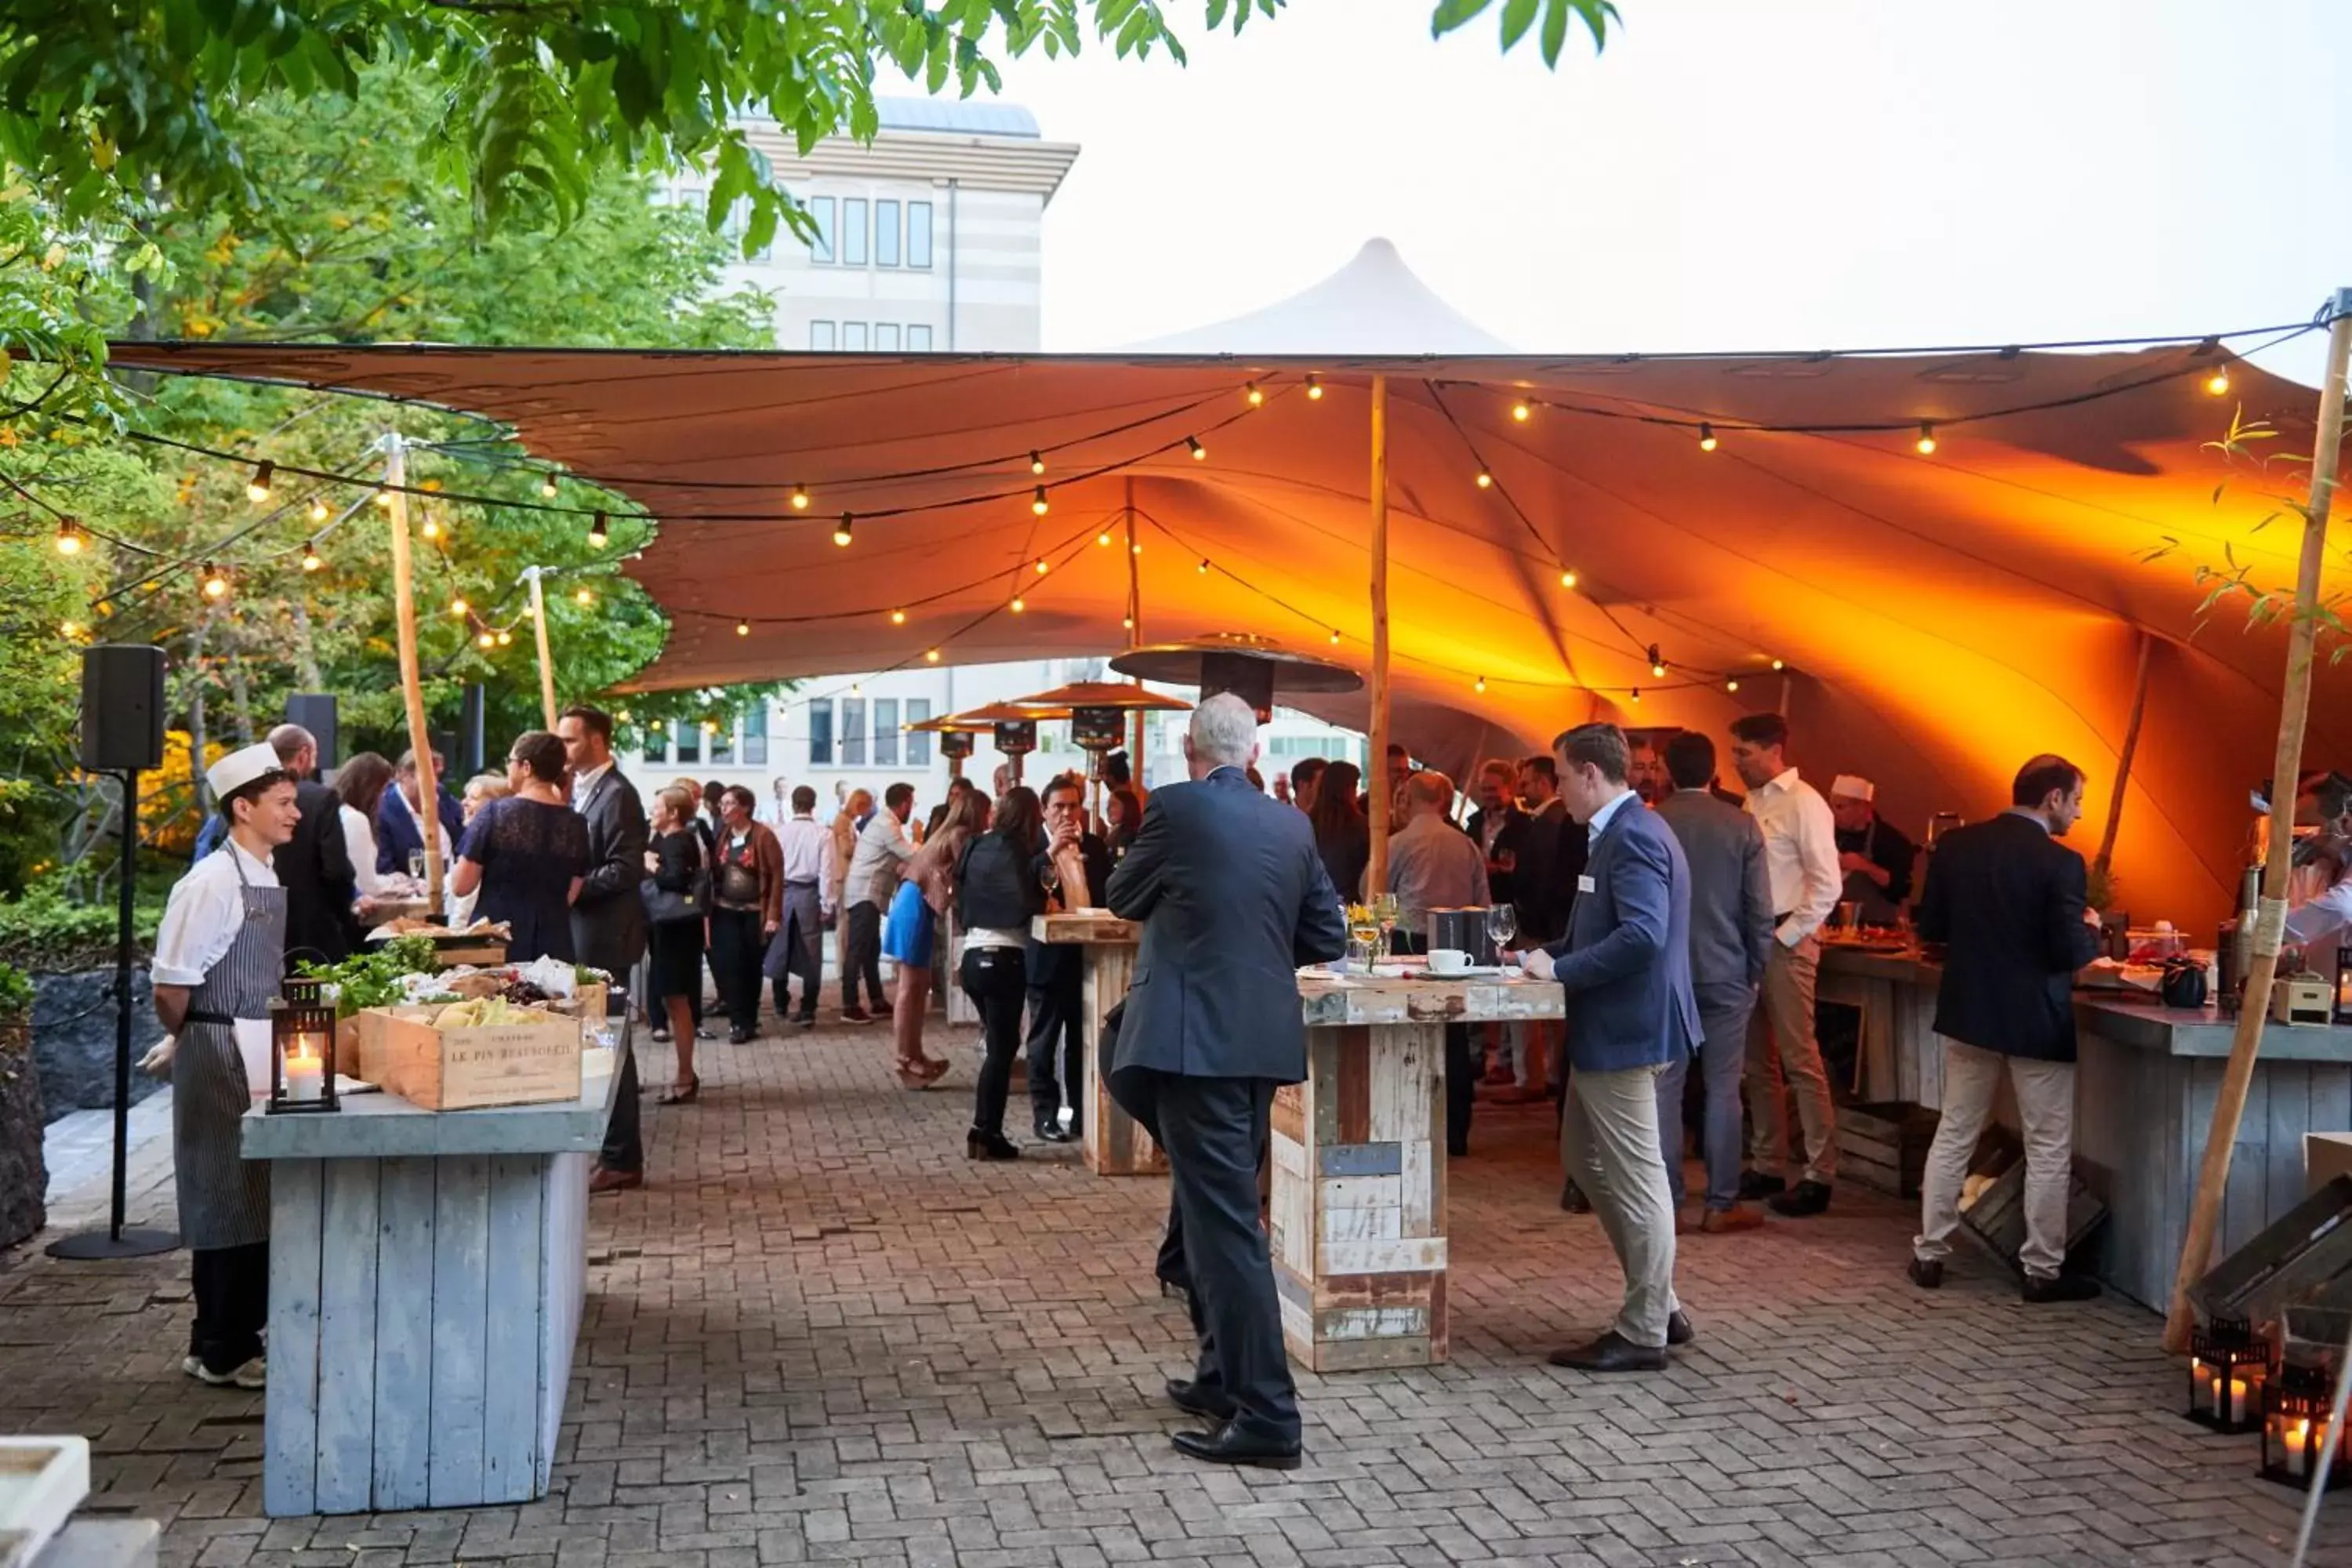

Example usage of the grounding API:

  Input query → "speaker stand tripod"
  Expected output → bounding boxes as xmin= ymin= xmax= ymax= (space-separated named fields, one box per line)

xmin=48 ymin=768 xmax=177 ymax=1260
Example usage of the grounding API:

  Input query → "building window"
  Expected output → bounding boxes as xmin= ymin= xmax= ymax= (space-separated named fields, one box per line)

xmin=875 ymin=199 xmax=900 ymax=267
xmin=810 ymin=320 xmax=836 ymax=350
xmin=709 ymin=721 xmax=735 ymax=765
xmin=809 ymin=700 xmax=833 ymax=765
xmin=741 ymin=725 xmax=767 ymax=765
xmin=874 ymin=699 xmax=899 ymax=766
xmin=809 ymin=196 xmax=836 ymax=263
xmin=906 ymin=699 xmax=933 ymax=765
xmin=908 ymin=202 xmax=933 ymax=269
xmin=841 ymin=198 xmax=869 ymax=265
xmin=673 ymin=720 xmax=701 ymax=765
xmin=843 ymin=321 xmax=868 ymax=350
xmin=907 ymin=324 xmax=934 ymax=351
xmin=841 ymin=698 xmax=867 ymax=766
xmin=643 ymin=727 xmax=669 ymax=764
xmin=876 ymin=323 xmax=901 ymax=351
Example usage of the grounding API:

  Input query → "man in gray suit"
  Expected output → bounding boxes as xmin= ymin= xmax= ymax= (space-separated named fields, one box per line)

xmin=561 ymin=705 xmax=652 ymax=1195
xmin=1655 ymin=732 xmax=1775 ymax=1232
xmin=1107 ymin=695 xmax=1348 ymax=1469
xmin=1519 ymin=724 xmax=1700 ymax=1372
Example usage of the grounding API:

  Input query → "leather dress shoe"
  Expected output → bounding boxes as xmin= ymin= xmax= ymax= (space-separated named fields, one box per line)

xmin=1666 ymin=1310 xmax=1694 ymax=1347
xmin=1547 ymin=1330 xmax=1668 ymax=1372
xmin=1908 ymin=1256 xmax=1944 ymax=1290
xmin=1737 ymin=1170 xmax=1787 ymax=1201
xmin=1560 ymin=1180 xmax=1592 ymax=1214
xmin=589 ymin=1167 xmax=643 ymax=1195
xmin=1164 ymin=1377 xmax=1236 ymax=1421
xmin=2022 ymin=1272 xmax=2101 ymax=1304
xmin=1767 ymin=1179 xmax=1833 ymax=1218
xmin=1171 ymin=1421 xmax=1301 ymax=1471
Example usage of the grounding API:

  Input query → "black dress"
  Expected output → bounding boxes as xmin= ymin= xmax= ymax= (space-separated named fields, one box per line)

xmin=457 ymin=796 xmax=590 ymax=964
xmin=644 ymin=828 xmax=707 ymax=1002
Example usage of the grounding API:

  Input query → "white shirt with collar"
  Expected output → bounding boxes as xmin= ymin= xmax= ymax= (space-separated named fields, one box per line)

xmin=570 ymin=759 xmax=614 ymax=810
xmin=1745 ymin=768 xmax=1842 ymax=946
xmin=153 ymin=840 xmax=280 ymax=987
xmin=845 ymin=808 xmax=916 ymax=910
xmin=1584 ymin=786 xmax=1640 ymax=844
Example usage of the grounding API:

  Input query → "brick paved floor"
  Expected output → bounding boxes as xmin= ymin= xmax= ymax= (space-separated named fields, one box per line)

xmin=3 ymin=1016 xmax=2344 ymax=1567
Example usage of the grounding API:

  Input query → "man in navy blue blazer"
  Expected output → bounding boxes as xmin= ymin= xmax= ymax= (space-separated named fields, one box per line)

xmin=1107 ymin=694 xmax=1347 ymax=1469
xmin=1519 ymin=723 xmax=1700 ymax=1372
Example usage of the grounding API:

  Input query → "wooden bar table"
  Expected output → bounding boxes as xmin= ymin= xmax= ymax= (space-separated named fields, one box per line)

xmin=238 ymin=1045 xmax=619 ymax=1517
xmin=1274 ymin=968 xmax=1563 ymax=1370
xmin=1033 ymin=910 xmax=1163 ymax=1174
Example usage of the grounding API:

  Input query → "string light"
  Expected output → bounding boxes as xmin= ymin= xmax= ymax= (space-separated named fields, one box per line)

xmin=496 ymin=629 xmax=513 ymax=646
xmin=1698 ymin=423 xmax=1719 ymax=452
xmin=301 ymin=540 xmax=324 ymax=572
xmin=307 ymin=496 xmax=329 ymax=524
xmin=246 ymin=460 xmax=274 ymax=503
xmin=1726 ymin=678 xmax=1740 ymax=693
xmin=1246 ymin=381 xmax=1265 ymax=407
xmin=1630 ymin=687 xmax=1642 ymax=703
xmin=448 ymin=596 xmax=469 ymax=616
xmin=736 ymin=620 xmax=750 ymax=637
xmin=1010 ymin=596 xmax=1026 ymax=613
xmin=1029 ymin=450 xmax=1045 ymax=476
xmin=1131 ymin=541 xmax=1142 ymax=555
xmin=925 ymin=648 xmax=942 ymax=662
xmin=2205 ymin=363 xmax=2231 ymax=397
xmin=1474 ymin=675 xmax=1486 ymax=694
xmin=833 ymin=514 xmax=854 ymax=547
xmin=1121 ymin=615 xmax=1134 ymax=630
xmin=574 ymin=586 xmax=594 ymax=605
xmin=1186 ymin=436 xmax=1207 ymax=461
xmin=477 ymin=631 xmax=495 ymax=649
xmin=419 ymin=511 xmax=440 ymax=540
xmin=1034 ymin=557 xmax=1050 ymax=575
xmin=60 ymin=619 xmax=84 ymax=640
xmin=1031 ymin=487 xmax=1050 ymax=516
xmin=791 ymin=484 xmax=810 ymax=511
xmin=1096 ymin=530 xmax=1112 ymax=547
xmin=539 ymin=476 xmax=559 ymax=499
xmin=1512 ymin=399 xmax=1531 ymax=423
xmin=1648 ymin=644 xmax=1666 ymax=678
xmin=1475 ymin=468 xmax=1492 ymax=489
xmin=587 ymin=511 xmax=609 ymax=548
xmin=1197 ymin=557 xmax=1210 ymax=574
xmin=1329 ymin=629 xmax=1341 ymax=645
xmin=1305 ymin=374 xmax=1323 ymax=401
xmin=890 ymin=608 xmax=906 ymax=625
xmin=53 ymin=517 xmax=88 ymax=555
xmin=200 ymin=563 xmax=230 ymax=600
xmin=702 ymin=720 xmax=720 ymax=735
xmin=373 ymin=487 xmax=396 ymax=510
xmin=1770 ymin=657 xmax=1786 ymax=671
xmin=1560 ymin=568 xmax=1577 ymax=589
xmin=1915 ymin=422 xmax=1938 ymax=456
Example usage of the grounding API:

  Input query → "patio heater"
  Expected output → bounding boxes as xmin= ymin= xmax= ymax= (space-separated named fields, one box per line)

xmin=1109 ymin=632 xmax=1363 ymax=725
xmin=942 ymin=700 xmax=1073 ymax=787
xmin=1009 ymin=680 xmax=1194 ymax=820
xmin=903 ymin=711 xmax=992 ymax=780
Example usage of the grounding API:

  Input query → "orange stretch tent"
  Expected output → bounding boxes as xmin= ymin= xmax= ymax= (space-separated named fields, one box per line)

xmin=107 ymin=245 xmax=2349 ymax=928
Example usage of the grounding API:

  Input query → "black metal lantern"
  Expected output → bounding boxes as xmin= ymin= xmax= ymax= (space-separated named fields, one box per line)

xmin=2335 ymin=942 xmax=2352 ymax=1026
xmin=2259 ymin=1362 xmax=2351 ymax=1489
xmin=266 ymin=993 xmax=339 ymax=1115
xmin=2185 ymin=1318 xmax=2270 ymax=1433
xmin=282 ymin=974 xmax=326 ymax=1007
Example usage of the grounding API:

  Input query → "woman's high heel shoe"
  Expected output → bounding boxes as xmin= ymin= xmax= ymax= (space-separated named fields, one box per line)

xmin=916 ymin=1055 xmax=950 ymax=1083
xmin=657 ymin=1076 xmax=699 ymax=1105
xmin=965 ymin=1130 xmax=1021 ymax=1161
xmin=895 ymin=1060 xmax=934 ymax=1091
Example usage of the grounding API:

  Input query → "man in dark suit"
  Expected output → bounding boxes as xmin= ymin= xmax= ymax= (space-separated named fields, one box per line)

xmin=258 ymin=724 xmax=363 ymax=971
xmin=375 ymin=748 xmax=466 ymax=877
xmin=561 ymin=705 xmax=652 ymax=1196
xmin=1521 ymin=724 xmax=1700 ymax=1372
xmin=1654 ymin=732 xmax=1774 ymax=1231
xmin=1910 ymin=754 xmax=2104 ymax=1302
xmin=1106 ymin=694 xmax=1346 ymax=1469
xmin=1027 ymin=771 xmax=1116 ymax=1142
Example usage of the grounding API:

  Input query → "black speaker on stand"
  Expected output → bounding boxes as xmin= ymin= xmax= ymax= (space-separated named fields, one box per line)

xmin=49 ymin=644 xmax=179 ymax=1261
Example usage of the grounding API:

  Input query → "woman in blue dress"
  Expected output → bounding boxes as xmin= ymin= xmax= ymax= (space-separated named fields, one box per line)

xmin=449 ymin=730 xmax=590 ymax=962
xmin=880 ymin=785 xmax=990 ymax=1089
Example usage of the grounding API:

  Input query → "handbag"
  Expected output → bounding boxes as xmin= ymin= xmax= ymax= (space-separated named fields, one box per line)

xmin=644 ymin=839 xmax=711 ymax=924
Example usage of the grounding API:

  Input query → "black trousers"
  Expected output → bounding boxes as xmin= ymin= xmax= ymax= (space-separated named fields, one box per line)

xmin=1025 ymin=972 xmax=1085 ymax=1131
xmin=707 ymin=907 xmax=764 ymax=1032
xmin=840 ymin=902 xmax=887 ymax=1012
xmin=1114 ymin=1069 xmax=1299 ymax=1444
xmin=960 ymin=946 xmax=1028 ymax=1136
xmin=190 ymin=1240 xmax=269 ymax=1374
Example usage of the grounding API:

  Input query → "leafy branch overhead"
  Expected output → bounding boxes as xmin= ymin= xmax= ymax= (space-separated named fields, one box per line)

xmin=0 ymin=1 xmax=1610 ymax=255
xmin=2183 ymin=401 xmax=2352 ymax=664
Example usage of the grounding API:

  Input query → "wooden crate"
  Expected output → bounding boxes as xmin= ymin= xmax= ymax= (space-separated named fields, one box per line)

xmin=354 ymin=1007 xmax=582 ymax=1112
xmin=1842 ymin=1100 xmax=1940 ymax=1197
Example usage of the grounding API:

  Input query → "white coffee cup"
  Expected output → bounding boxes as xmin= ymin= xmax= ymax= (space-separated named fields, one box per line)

xmin=1428 ymin=948 xmax=1469 ymax=975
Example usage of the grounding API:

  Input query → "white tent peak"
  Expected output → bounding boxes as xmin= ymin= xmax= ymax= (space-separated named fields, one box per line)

xmin=1120 ymin=237 xmax=1518 ymax=357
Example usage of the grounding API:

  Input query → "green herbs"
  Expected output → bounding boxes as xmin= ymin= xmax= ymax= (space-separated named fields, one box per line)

xmin=296 ymin=935 xmax=441 ymax=1018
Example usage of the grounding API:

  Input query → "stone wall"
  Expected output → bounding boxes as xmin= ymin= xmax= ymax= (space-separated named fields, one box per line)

xmin=0 ymin=1018 xmax=42 ymax=1247
xmin=33 ymin=967 xmax=162 ymax=1124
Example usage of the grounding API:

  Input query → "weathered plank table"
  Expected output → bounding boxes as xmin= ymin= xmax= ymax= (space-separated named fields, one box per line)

xmin=1274 ymin=969 xmax=1564 ymax=1370
xmin=239 ymin=1046 xmax=619 ymax=1517
xmin=1031 ymin=911 xmax=1161 ymax=1174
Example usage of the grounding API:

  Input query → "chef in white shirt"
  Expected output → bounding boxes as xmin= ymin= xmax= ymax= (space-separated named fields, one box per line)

xmin=151 ymin=742 xmax=301 ymax=1390
xmin=1726 ymin=713 xmax=1843 ymax=1218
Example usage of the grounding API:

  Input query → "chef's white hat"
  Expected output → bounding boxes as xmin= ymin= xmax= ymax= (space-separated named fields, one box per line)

xmin=1829 ymin=775 xmax=1875 ymax=803
xmin=206 ymin=741 xmax=288 ymax=801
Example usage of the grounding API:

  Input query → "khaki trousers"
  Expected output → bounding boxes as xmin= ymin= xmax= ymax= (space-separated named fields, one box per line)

xmin=1915 ymin=1040 xmax=2077 ymax=1280
xmin=1746 ymin=935 xmax=1838 ymax=1183
xmin=1559 ymin=1062 xmax=1679 ymax=1347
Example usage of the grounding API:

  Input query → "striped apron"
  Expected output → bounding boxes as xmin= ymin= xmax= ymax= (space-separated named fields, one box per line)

xmin=172 ymin=853 xmax=282 ymax=1251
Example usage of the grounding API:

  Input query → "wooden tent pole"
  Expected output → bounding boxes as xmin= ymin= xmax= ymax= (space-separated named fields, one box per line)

xmin=2163 ymin=287 xmax=2352 ymax=1352
xmin=1125 ymin=480 xmax=1145 ymax=786
xmin=2092 ymin=632 xmax=2154 ymax=884
xmin=382 ymin=434 xmax=445 ymax=917
xmin=526 ymin=566 xmax=558 ymax=729
xmin=1367 ymin=375 xmax=1392 ymax=898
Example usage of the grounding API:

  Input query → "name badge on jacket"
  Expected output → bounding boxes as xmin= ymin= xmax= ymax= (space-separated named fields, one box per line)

xmin=1577 ymin=874 xmax=1596 ymax=894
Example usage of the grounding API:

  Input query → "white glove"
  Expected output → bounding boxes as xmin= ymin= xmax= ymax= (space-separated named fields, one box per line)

xmin=1522 ymin=948 xmax=1556 ymax=982
xmin=138 ymin=1035 xmax=176 ymax=1076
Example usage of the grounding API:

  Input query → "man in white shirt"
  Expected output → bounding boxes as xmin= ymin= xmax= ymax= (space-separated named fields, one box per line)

xmin=1727 ymin=713 xmax=1843 ymax=1218
xmin=769 ymin=784 xmax=837 ymax=1027
xmin=840 ymin=781 xmax=916 ymax=1023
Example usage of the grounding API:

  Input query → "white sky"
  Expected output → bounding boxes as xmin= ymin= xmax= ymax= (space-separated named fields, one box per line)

xmin=991 ymin=0 xmax=2350 ymax=383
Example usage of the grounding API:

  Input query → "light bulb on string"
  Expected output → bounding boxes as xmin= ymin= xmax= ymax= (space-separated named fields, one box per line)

xmin=1121 ymin=615 xmax=1134 ymax=630
xmin=587 ymin=511 xmax=609 ymax=548
xmin=1698 ymin=423 xmax=1719 ymax=452
xmin=1010 ymin=595 xmax=1025 ymax=614
xmin=1475 ymin=469 xmax=1492 ymax=489
xmin=495 ymin=629 xmax=512 ymax=646
xmin=301 ymin=540 xmax=324 ymax=573
xmin=1630 ymin=687 xmax=1642 ymax=704
xmin=1186 ymin=436 xmax=1207 ymax=461
xmin=2206 ymin=364 xmax=2231 ymax=397
xmin=1197 ymin=557 xmax=1210 ymax=575
xmin=246 ymin=460 xmax=274 ymax=503
xmin=1648 ymin=644 xmax=1666 ymax=678
xmin=1245 ymin=381 xmax=1265 ymax=407
xmin=54 ymin=517 xmax=88 ymax=555
xmin=1305 ymin=374 xmax=1323 ymax=401
xmin=539 ymin=476 xmax=559 ymax=499
xmin=575 ymin=587 xmax=594 ymax=605
xmin=1560 ymin=568 xmax=1577 ymax=589
xmin=419 ymin=511 xmax=440 ymax=541
xmin=833 ymin=514 xmax=854 ymax=547
xmin=1031 ymin=487 xmax=1050 ymax=516
xmin=736 ymin=621 xmax=750 ymax=637
xmin=1512 ymin=399 xmax=1531 ymax=423
xmin=925 ymin=648 xmax=942 ymax=663
xmin=791 ymin=484 xmax=809 ymax=511
xmin=307 ymin=496 xmax=329 ymax=524
xmin=1131 ymin=541 xmax=1142 ymax=556
xmin=1726 ymin=678 xmax=1740 ymax=693
xmin=1474 ymin=675 xmax=1486 ymax=694
xmin=1915 ymin=423 xmax=1938 ymax=456
xmin=373 ymin=487 xmax=396 ymax=510
xmin=1034 ymin=557 xmax=1050 ymax=575
xmin=1029 ymin=451 xmax=1045 ymax=476
xmin=1329 ymin=629 xmax=1341 ymax=645
xmin=448 ymin=596 xmax=469 ymax=616
xmin=1769 ymin=657 xmax=1785 ymax=671
xmin=889 ymin=608 xmax=906 ymax=625
xmin=201 ymin=563 xmax=230 ymax=600
xmin=1096 ymin=530 xmax=1112 ymax=547
xmin=477 ymin=631 xmax=496 ymax=649
xmin=60 ymin=619 xmax=84 ymax=641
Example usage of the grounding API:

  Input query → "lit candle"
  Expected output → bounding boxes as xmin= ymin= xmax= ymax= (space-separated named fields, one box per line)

xmin=2190 ymin=1359 xmax=2213 ymax=1414
xmin=2283 ymin=1417 xmax=2310 ymax=1477
xmin=2227 ymin=1375 xmax=2249 ymax=1425
xmin=285 ymin=1036 xmax=325 ymax=1103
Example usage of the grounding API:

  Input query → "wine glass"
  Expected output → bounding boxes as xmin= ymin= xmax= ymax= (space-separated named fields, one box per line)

xmin=1484 ymin=903 xmax=1517 ymax=962
xmin=1370 ymin=891 xmax=1400 ymax=962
